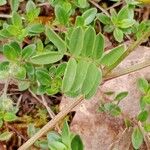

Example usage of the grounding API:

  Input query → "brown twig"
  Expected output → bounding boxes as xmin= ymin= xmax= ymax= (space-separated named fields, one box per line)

xmin=18 ymin=96 xmax=84 ymax=150
xmin=89 ymin=0 xmax=110 ymax=17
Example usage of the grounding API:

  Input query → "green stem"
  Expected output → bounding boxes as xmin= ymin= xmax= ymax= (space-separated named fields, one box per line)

xmin=103 ymin=29 xmax=150 ymax=76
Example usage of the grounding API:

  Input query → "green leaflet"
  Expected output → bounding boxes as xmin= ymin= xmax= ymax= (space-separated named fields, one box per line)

xmin=92 ymin=33 xmax=104 ymax=59
xmin=138 ymin=78 xmax=149 ymax=94
xmin=101 ymin=45 xmax=125 ymax=67
xmin=0 ymin=131 xmax=13 ymax=141
xmin=69 ymin=27 xmax=84 ymax=56
xmin=62 ymin=58 xmax=77 ymax=92
xmin=36 ymin=70 xmax=51 ymax=86
xmin=113 ymin=28 xmax=123 ymax=42
xmin=81 ymin=63 xmax=100 ymax=95
xmin=28 ymin=24 xmax=45 ymax=34
xmin=71 ymin=135 xmax=84 ymax=150
xmin=71 ymin=60 xmax=90 ymax=92
xmin=12 ymin=12 xmax=22 ymax=28
xmin=0 ymin=0 xmax=6 ymax=6
xmin=85 ymin=68 xmax=102 ymax=99
xmin=22 ymin=44 xmax=36 ymax=59
xmin=132 ymin=127 xmax=143 ymax=149
xmin=30 ymin=51 xmax=63 ymax=65
xmin=82 ymin=27 xmax=96 ymax=57
xmin=61 ymin=121 xmax=70 ymax=147
xmin=10 ymin=0 xmax=20 ymax=12
xmin=3 ymin=44 xmax=19 ymax=61
xmin=55 ymin=5 xmax=69 ymax=25
xmin=46 ymin=27 xmax=66 ymax=53
xmin=82 ymin=8 xmax=97 ymax=25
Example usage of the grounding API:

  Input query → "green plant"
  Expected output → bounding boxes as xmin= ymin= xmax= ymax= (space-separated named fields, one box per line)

xmin=97 ymin=5 xmax=136 ymax=42
xmin=0 ymin=0 xmax=150 ymax=149
xmin=99 ymin=78 xmax=150 ymax=149
xmin=27 ymin=121 xmax=84 ymax=150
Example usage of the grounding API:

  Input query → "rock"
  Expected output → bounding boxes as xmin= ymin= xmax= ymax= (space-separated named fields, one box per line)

xmin=60 ymin=46 xmax=150 ymax=150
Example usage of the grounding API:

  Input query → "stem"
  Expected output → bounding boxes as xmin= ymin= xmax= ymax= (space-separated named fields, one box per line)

xmin=41 ymin=95 xmax=61 ymax=133
xmin=18 ymin=96 xmax=84 ymax=150
xmin=89 ymin=0 xmax=110 ymax=17
xmin=103 ymin=29 xmax=150 ymax=76
xmin=2 ymin=79 xmax=9 ymax=97
xmin=104 ymin=60 xmax=150 ymax=82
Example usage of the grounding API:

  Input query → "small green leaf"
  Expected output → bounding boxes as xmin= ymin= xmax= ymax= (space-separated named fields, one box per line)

xmin=4 ymin=112 xmax=17 ymax=122
xmin=55 ymin=6 xmax=69 ymax=25
xmin=28 ymin=24 xmax=45 ymax=34
xmin=82 ymin=26 xmax=96 ymax=57
xmin=117 ymin=6 xmax=134 ymax=20
xmin=132 ymin=127 xmax=143 ymax=149
xmin=76 ymin=0 xmax=88 ymax=8
xmin=81 ymin=63 xmax=100 ymax=95
xmin=137 ymin=111 xmax=148 ymax=122
xmin=12 ymin=12 xmax=22 ymax=28
xmin=62 ymin=58 xmax=77 ymax=92
xmin=48 ymin=141 xmax=67 ymax=150
xmin=69 ymin=27 xmax=84 ymax=56
xmin=118 ymin=19 xmax=135 ymax=28
xmin=114 ymin=91 xmax=128 ymax=102
xmin=97 ymin=13 xmax=111 ymax=25
xmin=113 ymin=28 xmax=124 ymax=42
xmin=14 ymin=66 xmax=26 ymax=80
xmin=10 ymin=41 xmax=21 ymax=54
xmin=85 ymin=68 xmax=102 ymax=99
xmin=0 ymin=131 xmax=13 ymax=141
xmin=101 ymin=45 xmax=125 ymax=67
xmin=27 ymin=124 xmax=36 ymax=137
xmin=36 ymin=39 xmax=44 ymax=52
xmin=0 ymin=0 xmax=6 ymax=6
xmin=10 ymin=0 xmax=19 ymax=12
xmin=92 ymin=33 xmax=104 ymax=59
xmin=142 ymin=95 xmax=150 ymax=105
xmin=138 ymin=78 xmax=149 ymax=94
xmin=75 ymin=16 xmax=84 ymax=26
xmin=104 ymin=103 xmax=121 ymax=116
xmin=61 ymin=121 xmax=70 ymax=146
xmin=0 ymin=29 xmax=12 ymax=38
xmin=82 ymin=8 xmax=97 ymax=25
xmin=36 ymin=70 xmax=51 ymax=86
xmin=71 ymin=60 xmax=90 ymax=92
xmin=56 ymin=63 xmax=67 ymax=77
xmin=71 ymin=135 xmax=84 ymax=150
xmin=30 ymin=51 xmax=63 ymax=65
xmin=0 ymin=119 xmax=3 ymax=128
xmin=26 ymin=0 xmax=36 ymax=12
xmin=144 ymin=123 xmax=150 ymax=132
xmin=3 ymin=44 xmax=19 ymax=61
xmin=22 ymin=44 xmax=36 ymax=59
xmin=47 ymin=131 xmax=61 ymax=143
xmin=18 ymin=81 xmax=30 ymax=91
xmin=26 ymin=1 xmax=40 ymax=22
xmin=46 ymin=27 xmax=66 ymax=53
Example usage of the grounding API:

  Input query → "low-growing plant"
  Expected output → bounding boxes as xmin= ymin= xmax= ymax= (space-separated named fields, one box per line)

xmin=0 ymin=0 xmax=149 ymax=149
xmin=99 ymin=78 xmax=150 ymax=149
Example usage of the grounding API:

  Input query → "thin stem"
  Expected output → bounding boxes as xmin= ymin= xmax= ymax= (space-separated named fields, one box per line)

xmin=2 ymin=79 xmax=9 ymax=97
xmin=41 ymin=95 xmax=61 ymax=133
xmin=0 ymin=14 xmax=25 ymax=19
xmin=18 ymin=96 xmax=84 ymax=150
xmin=89 ymin=0 xmax=110 ymax=17
xmin=104 ymin=60 xmax=150 ymax=82
xmin=103 ymin=29 xmax=150 ymax=76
